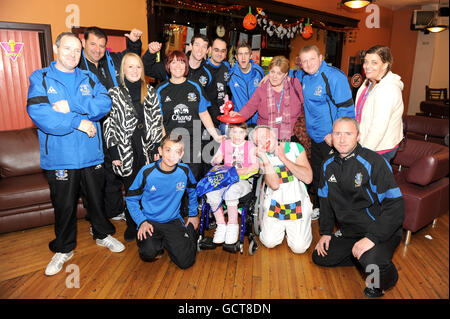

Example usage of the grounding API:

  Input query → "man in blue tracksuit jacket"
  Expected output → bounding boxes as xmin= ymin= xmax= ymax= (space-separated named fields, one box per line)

xmin=78 ymin=26 xmax=143 ymax=222
xmin=27 ymin=32 xmax=125 ymax=276
xmin=295 ymin=45 xmax=355 ymax=214
xmin=228 ymin=42 xmax=264 ymax=126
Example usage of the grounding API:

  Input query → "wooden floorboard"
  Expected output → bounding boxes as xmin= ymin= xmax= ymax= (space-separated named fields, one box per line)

xmin=0 ymin=212 xmax=448 ymax=300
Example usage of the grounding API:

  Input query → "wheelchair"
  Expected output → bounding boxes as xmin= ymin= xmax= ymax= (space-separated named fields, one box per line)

xmin=197 ymin=174 xmax=267 ymax=255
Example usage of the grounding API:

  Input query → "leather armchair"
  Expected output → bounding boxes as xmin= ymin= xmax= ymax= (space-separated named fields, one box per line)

xmin=404 ymin=115 xmax=449 ymax=146
xmin=392 ymin=138 xmax=449 ymax=245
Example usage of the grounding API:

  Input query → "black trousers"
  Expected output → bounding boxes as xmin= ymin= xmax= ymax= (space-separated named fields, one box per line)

xmin=312 ymin=232 xmax=402 ymax=291
xmin=310 ymin=139 xmax=333 ymax=208
xmin=46 ymin=165 xmax=116 ymax=253
xmin=179 ymin=144 xmax=211 ymax=218
xmin=103 ymin=142 xmax=125 ymax=219
xmin=137 ymin=219 xmax=197 ymax=269
xmin=121 ymin=132 xmax=149 ymax=233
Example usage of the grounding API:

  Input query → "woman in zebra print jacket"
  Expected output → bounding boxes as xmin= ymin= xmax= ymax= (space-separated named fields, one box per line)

xmin=103 ymin=52 xmax=164 ymax=241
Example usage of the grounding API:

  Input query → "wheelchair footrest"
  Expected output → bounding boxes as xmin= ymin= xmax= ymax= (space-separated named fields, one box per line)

xmin=198 ymin=236 xmax=216 ymax=250
xmin=223 ymin=242 xmax=242 ymax=253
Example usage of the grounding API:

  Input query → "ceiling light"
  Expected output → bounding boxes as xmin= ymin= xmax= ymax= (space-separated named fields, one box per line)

xmin=341 ymin=0 xmax=372 ymax=9
xmin=426 ymin=0 xmax=448 ymax=33
xmin=426 ymin=24 xmax=447 ymax=33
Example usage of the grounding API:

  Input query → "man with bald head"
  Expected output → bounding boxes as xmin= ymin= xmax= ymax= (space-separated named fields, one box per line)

xmin=312 ymin=117 xmax=404 ymax=298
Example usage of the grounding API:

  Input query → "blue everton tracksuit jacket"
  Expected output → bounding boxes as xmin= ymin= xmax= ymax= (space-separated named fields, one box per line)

xmin=293 ymin=61 xmax=355 ymax=143
xmin=228 ymin=60 xmax=265 ymax=125
xmin=125 ymin=161 xmax=198 ymax=228
xmin=26 ymin=61 xmax=111 ymax=170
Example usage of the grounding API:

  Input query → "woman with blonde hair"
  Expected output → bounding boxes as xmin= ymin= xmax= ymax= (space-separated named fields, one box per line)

xmin=103 ymin=52 xmax=164 ymax=241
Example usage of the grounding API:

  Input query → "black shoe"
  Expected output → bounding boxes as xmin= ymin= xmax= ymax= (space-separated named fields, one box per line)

xmin=124 ymin=226 xmax=137 ymax=242
xmin=363 ymin=287 xmax=384 ymax=298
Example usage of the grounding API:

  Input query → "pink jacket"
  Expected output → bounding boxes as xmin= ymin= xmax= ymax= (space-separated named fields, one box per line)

xmin=239 ymin=76 xmax=304 ymax=140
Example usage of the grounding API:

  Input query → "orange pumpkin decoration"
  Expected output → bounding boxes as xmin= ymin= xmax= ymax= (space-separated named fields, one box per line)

xmin=243 ymin=7 xmax=257 ymax=30
xmin=302 ymin=18 xmax=313 ymax=39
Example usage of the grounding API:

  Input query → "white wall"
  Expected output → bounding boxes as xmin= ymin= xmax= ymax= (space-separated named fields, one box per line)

xmin=429 ymin=27 xmax=449 ymax=91
xmin=408 ymin=31 xmax=436 ymax=114
xmin=408 ymin=5 xmax=449 ymax=115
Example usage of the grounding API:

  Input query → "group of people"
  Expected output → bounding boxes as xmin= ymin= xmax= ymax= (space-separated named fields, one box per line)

xmin=26 ymin=25 xmax=405 ymax=298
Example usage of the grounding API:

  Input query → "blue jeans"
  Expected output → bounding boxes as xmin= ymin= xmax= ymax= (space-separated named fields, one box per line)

xmin=380 ymin=146 xmax=399 ymax=163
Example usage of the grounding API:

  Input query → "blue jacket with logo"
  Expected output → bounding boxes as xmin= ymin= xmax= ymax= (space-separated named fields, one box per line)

xmin=296 ymin=61 xmax=355 ymax=143
xmin=27 ymin=61 xmax=111 ymax=170
xmin=228 ymin=60 xmax=264 ymax=125
xmin=126 ymin=160 xmax=198 ymax=227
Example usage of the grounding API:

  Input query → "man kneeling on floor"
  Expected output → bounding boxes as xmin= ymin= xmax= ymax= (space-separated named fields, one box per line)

xmin=312 ymin=117 xmax=404 ymax=298
xmin=125 ymin=133 xmax=199 ymax=269
xmin=250 ymin=125 xmax=313 ymax=254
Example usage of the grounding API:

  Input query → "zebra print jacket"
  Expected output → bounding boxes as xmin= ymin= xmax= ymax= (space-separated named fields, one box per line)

xmin=103 ymin=84 xmax=163 ymax=177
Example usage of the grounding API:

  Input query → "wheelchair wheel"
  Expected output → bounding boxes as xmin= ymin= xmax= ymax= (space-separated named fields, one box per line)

xmin=197 ymin=236 xmax=202 ymax=252
xmin=248 ymin=238 xmax=258 ymax=255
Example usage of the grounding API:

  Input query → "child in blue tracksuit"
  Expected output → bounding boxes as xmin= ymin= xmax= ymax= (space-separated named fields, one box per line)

xmin=125 ymin=134 xmax=199 ymax=269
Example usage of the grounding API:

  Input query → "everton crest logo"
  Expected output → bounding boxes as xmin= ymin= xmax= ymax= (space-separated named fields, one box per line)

xmin=55 ymin=169 xmax=68 ymax=181
xmin=176 ymin=182 xmax=185 ymax=191
xmin=354 ymin=172 xmax=362 ymax=187
xmin=199 ymin=75 xmax=208 ymax=86
xmin=80 ymin=84 xmax=91 ymax=96
xmin=187 ymin=92 xmax=197 ymax=102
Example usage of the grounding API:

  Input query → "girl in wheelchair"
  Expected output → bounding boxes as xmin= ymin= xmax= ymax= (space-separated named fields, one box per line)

xmin=204 ymin=122 xmax=259 ymax=245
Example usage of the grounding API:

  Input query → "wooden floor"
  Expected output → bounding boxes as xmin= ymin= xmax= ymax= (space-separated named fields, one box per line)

xmin=0 ymin=212 xmax=448 ymax=300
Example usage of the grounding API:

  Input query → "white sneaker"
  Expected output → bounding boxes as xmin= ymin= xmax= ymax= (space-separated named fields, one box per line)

xmin=311 ymin=208 xmax=320 ymax=220
xmin=45 ymin=251 xmax=74 ymax=276
xmin=213 ymin=224 xmax=227 ymax=244
xmin=96 ymin=235 xmax=125 ymax=253
xmin=111 ymin=212 xmax=126 ymax=221
xmin=225 ymin=224 xmax=240 ymax=245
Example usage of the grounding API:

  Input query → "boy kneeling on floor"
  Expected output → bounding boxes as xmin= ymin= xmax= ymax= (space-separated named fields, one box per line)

xmin=125 ymin=133 xmax=199 ymax=269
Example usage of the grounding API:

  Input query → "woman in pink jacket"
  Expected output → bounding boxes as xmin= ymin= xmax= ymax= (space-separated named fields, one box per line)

xmin=230 ymin=56 xmax=305 ymax=142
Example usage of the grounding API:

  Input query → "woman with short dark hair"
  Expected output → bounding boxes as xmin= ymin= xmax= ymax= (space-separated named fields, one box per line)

xmin=156 ymin=50 xmax=224 ymax=182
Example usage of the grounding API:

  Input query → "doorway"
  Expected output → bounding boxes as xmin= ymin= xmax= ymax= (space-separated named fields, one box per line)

xmin=0 ymin=22 xmax=53 ymax=131
xmin=324 ymin=30 xmax=343 ymax=69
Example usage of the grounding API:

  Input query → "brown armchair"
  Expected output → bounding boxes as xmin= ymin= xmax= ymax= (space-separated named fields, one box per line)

xmin=391 ymin=139 xmax=449 ymax=245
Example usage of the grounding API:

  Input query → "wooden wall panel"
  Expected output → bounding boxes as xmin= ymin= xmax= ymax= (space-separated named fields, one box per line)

xmin=0 ymin=29 xmax=42 ymax=131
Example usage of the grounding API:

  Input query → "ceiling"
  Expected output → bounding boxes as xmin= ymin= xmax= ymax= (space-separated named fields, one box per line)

xmin=375 ymin=0 xmax=449 ymax=10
